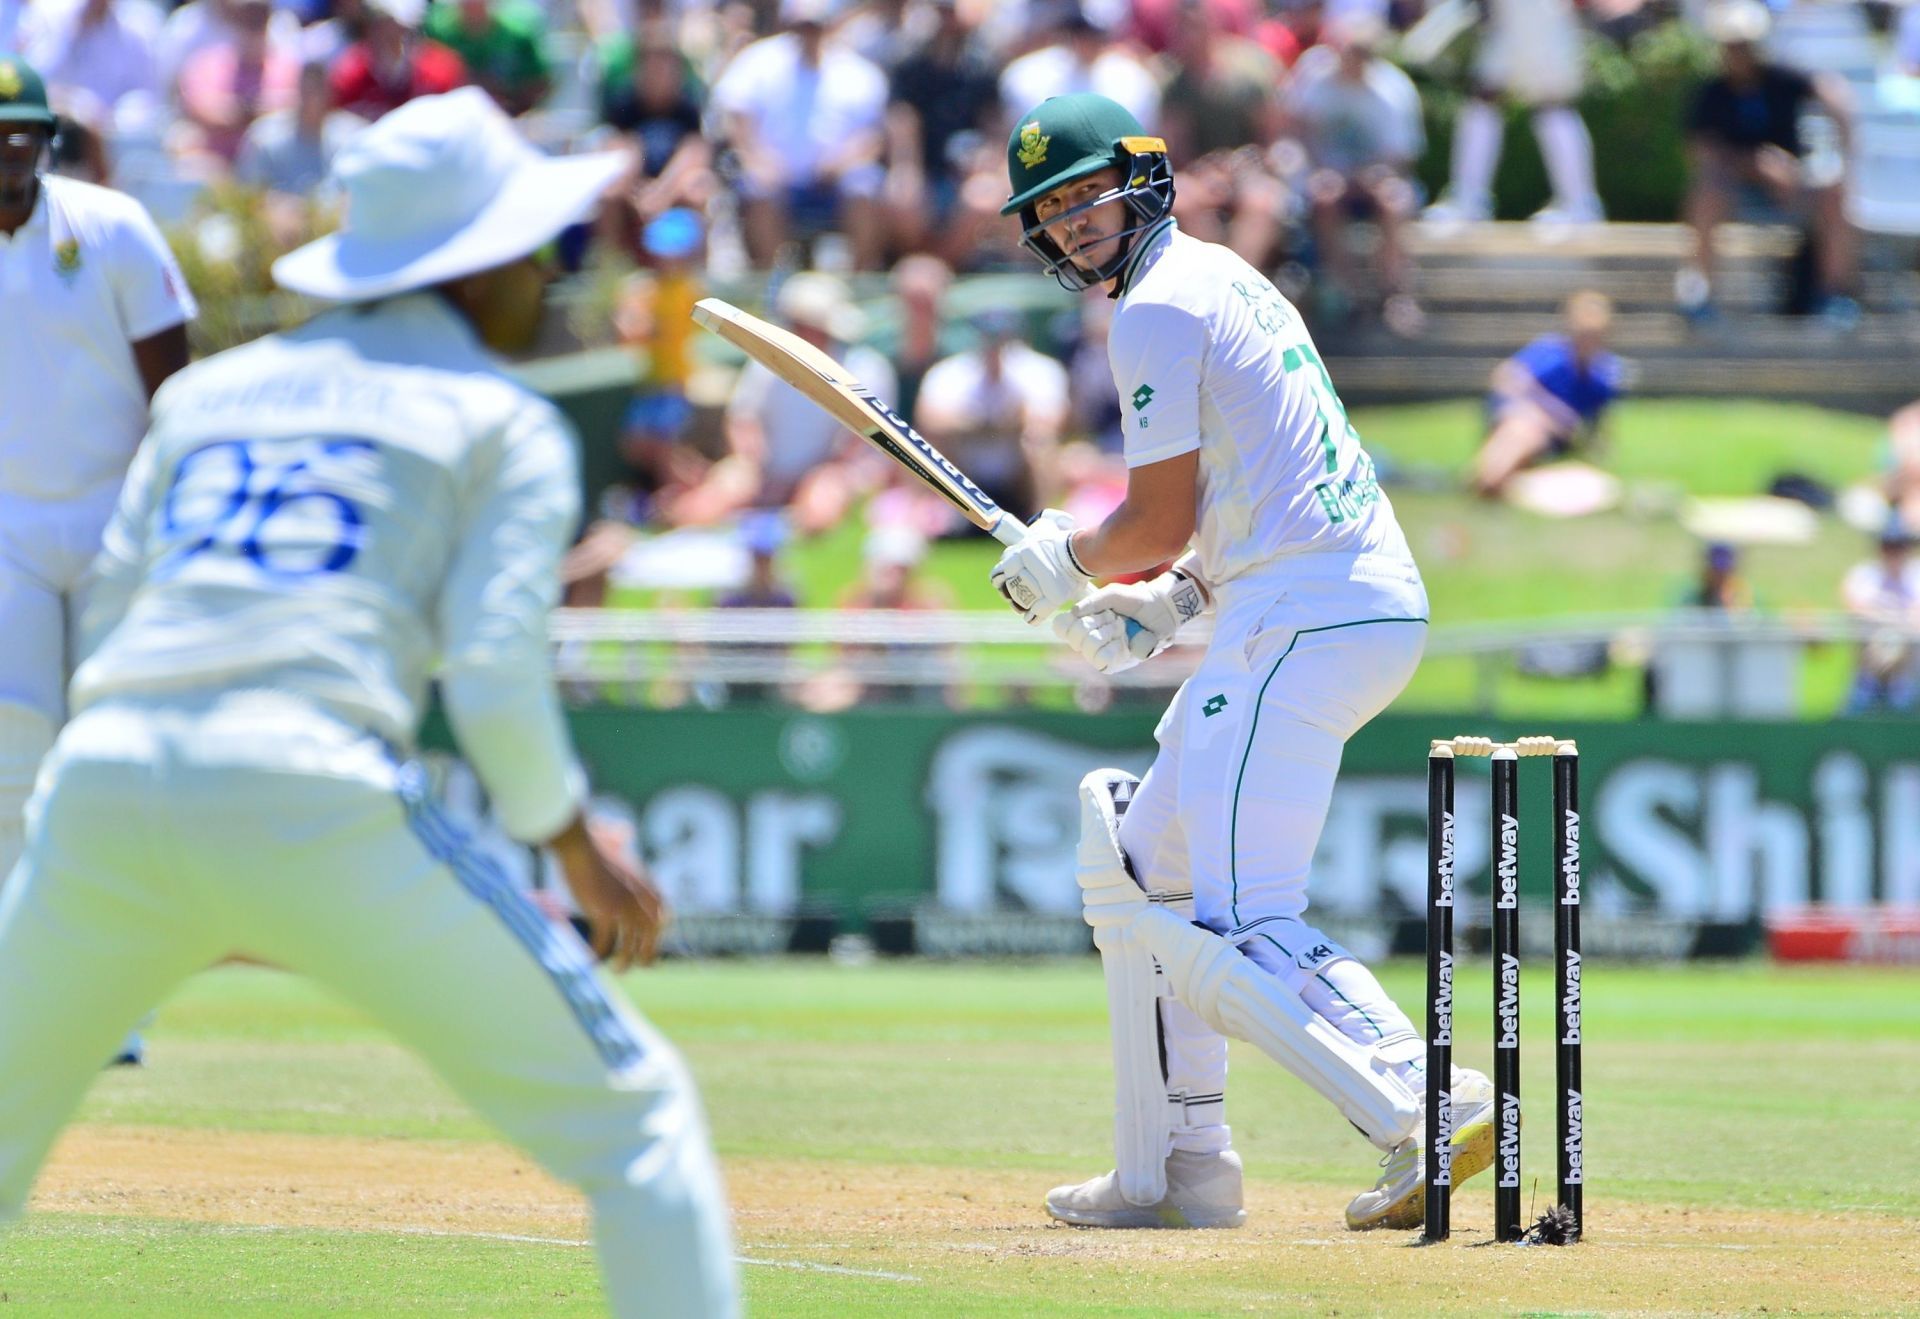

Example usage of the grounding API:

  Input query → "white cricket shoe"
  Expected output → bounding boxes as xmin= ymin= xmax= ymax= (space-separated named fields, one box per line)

xmin=1045 ymin=1149 xmax=1247 ymax=1229
xmin=1344 ymin=1066 xmax=1497 ymax=1231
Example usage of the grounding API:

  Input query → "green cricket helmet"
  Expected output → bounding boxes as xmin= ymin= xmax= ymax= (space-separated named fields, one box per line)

xmin=0 ymin=58 xmax=56 ymax=130
xmin=1001 ymin=93 xmax=1174 ymax=292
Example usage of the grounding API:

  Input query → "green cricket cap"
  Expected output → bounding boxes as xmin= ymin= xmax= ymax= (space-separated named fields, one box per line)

xmin=0 ymin=57 xmax=55 ymax=128
xmin=1001 ymin=92 xmax=1164 ymax=216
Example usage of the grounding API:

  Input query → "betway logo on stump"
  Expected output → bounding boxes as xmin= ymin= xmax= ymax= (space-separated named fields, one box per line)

xmin=1431 ymin=950 xmax=1453 ymax=1045
xmin=1561 ymin=949 xmax=1582 ymax=1045
xmin=1498 ymin=1093 xmax=1521 ymax=1188
xmin=1433 ymin=812 xmax=1454 ymax=907
xmin=1495 ymin=814 xmax=1519 ymax=908
xmin=1433 ymin=1091 xmax=1453 ymax=1185
xmin=1496 ymin=952 xmax=1520 ymax=1049
xmin=1560 ymin=809 xmax=1581 ymax=904
xmin=1563 ymin=1089 xmax=1584 ymax=1184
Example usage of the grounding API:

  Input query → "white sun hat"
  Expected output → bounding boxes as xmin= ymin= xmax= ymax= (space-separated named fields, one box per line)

xmin=273 ymin=86 xmax=626 ymax=302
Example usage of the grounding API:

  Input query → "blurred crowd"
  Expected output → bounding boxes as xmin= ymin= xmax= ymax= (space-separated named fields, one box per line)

xmin=10 ymin=0 xmax=1920 ymax=709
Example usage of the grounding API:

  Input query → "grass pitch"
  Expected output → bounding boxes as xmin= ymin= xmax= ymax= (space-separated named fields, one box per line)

xmin=9 ymin=959 xmax=1920 ymax=1315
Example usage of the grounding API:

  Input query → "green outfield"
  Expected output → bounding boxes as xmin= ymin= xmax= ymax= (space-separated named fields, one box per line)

xmin=6 ymin=958 xmax=1918 ymax=1315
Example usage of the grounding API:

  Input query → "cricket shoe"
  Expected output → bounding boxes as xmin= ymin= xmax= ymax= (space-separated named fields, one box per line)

xmin=1344 ymin=1066 xmax=1496 ymax=1231
xmin=1045 ymin=1149 xmax=1246 ymax=1229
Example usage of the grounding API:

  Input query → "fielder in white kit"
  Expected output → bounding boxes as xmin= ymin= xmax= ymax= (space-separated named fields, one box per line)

xmin=0 ymin=58 xmax=195 ymax=1066
xmin=990 ymin=93 xmax=1496 ymax=1231
xmin=0 ymin=88 xmax=739 ymax=1314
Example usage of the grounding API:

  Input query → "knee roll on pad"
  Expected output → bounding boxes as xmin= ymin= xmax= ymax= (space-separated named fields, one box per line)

xmin=1132 ymin=906 xmax=1421 ymax=1150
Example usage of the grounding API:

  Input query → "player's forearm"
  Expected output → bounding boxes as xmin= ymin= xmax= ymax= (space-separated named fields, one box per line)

xmin=441 ymin=669 xmax=587 ymax=843
xmin=1071 ymin=499 xmax=1193 ymax=579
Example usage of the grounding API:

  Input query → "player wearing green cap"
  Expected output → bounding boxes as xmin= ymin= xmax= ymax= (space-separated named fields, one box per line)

xmin=990 ymin=93 xmax=1498 ymax=1234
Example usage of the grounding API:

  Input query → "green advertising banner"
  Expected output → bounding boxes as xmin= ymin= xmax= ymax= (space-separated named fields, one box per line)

xmin=431 ymin=709 xmax=1920 ymax=951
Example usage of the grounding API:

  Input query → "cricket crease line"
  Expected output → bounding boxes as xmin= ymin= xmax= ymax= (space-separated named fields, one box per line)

xmin=199 ymin=1221 xmax=924 ymax=1279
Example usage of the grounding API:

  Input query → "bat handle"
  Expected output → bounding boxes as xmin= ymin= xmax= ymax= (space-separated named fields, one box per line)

xmin=987 ymin=512 xmax=1145 ymax=641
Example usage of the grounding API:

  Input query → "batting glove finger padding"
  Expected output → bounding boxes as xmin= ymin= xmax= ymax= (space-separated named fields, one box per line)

xmin=990 ymin=508 xmax=1090 ymax=623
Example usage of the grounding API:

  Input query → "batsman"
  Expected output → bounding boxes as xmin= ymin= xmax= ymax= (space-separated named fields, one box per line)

xmin=990 ymin=93 xmax=1496 ymax=1231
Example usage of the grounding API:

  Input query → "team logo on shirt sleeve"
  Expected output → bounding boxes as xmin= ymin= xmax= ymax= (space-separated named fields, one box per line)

xmin=1131 ymin=384 xmax=1155 ymax=411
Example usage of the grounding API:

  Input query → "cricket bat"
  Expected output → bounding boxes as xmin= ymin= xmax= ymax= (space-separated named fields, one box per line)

xmin=691 ymin=296 xmax=1027 ymax=547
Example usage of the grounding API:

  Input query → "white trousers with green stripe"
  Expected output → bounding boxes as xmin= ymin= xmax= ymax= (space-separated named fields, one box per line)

xmin=1118 ymin=556 xmax=1430 ymax=1154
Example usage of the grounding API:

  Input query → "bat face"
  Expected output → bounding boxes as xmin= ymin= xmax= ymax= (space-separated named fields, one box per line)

xmin=692 ymin=297 xmax=1017 ymax=544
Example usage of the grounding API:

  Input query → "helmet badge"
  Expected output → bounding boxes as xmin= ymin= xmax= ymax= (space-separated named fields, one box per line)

xmin=0 ymin=63 xmax=21 ymax=99
xmin=1016 ymin=122 xmax=1049 ymax=169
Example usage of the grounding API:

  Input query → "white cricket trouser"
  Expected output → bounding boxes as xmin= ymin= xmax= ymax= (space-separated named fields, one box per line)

xmin=0 ymin=691 xmax=739 ymax=1318
xmin=0 ymin=487 xmax=120 ymax=878
xmin=1119 ymin=555 xmax=1430 ymax=1153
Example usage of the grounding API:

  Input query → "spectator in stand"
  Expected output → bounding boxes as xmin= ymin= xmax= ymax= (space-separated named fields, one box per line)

xmin=1678 ymin=0 xmax=1857 ymax=329
xmin=1469 ymin=289 xmax=1624 ymax=498
xmin=1063 ymin=288 xmax=1123 ymax=453
xmin=176 ymin=0 xmax=301 ymax=164
xmin=913 ymin=307 xmax=1070 ymax=528
xmin=674 ymin=273 xmax=895 ymax=534
xmin=710 ymin=0 xmax=890 ymax=270
xmin=330 ymin=0 xmax=468 ymax=121
xmin=998 ymin=4 xmax=1159 ymax=136
xmin=1841 ymin=516 xmax=1920 ymax=715
xmin=1682 ymin=541 xmax=1753 ymax=612
xmin=157 ymin=0 xmax=302 ymax=104
xmin=1285 ymin=13 xmax=1426 ymax=336
xmin=1159 ymin=0 xmax=1294 ymax=272
xmin=611 ymin=208 xmax=709 ymax=527
xmin=422 ymin=0 xmax=551 ymax=116
xmin=300 ymin=0 xmax=367 ymax=69
xmin=1882 ymin=397 xmax=1920 ymax=533
xmin=25 ymin=0 xmax=161 ymax=131
xmin=598 ymin=20 xmax=712 ymax=244
xmin=713 ymin=512 xmax=800 ymax=705
xmin=877 ymin=252 xmax=963 ymax=427
xmin=1425 ymin=0 xmax=1604 ymax=226
xmin=236 ymin=60 xmax=365 ymax=196
xmin=883 ymin=0 xmax=999 ymax=260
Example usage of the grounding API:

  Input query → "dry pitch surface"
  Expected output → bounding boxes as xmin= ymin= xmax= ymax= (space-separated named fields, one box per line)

xmin=8 ymin=961 xmax=1920 ymax=1315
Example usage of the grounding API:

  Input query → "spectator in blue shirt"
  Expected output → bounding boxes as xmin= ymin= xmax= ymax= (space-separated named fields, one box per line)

xmin=1471 ymin=289 xmax=1624 ymax=498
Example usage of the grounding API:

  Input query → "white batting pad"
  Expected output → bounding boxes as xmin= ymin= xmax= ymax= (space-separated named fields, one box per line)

xmin=1130 ymin=906 xmax=1422 ymax=1150
xmin=1079 ymin=769 xmax=1169 ymax=1206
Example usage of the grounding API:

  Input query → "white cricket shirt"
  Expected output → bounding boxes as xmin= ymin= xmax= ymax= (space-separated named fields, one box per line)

xmin=71 ymin=293 xmax=587 ymax=842
xmin=0 ymin=174 xmax=196 ymax=503
xmin=1108 ymin=221 xmax=1417 ymax=590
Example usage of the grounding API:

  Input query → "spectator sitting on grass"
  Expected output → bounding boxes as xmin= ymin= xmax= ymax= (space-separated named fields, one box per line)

xmin=1841 ymin=516 xmax=1920 ymax=715
xmin=1680 ymin=540 xmax=1754 ymax=612
xmin=1470 ymin=290 xmax=1624 ymax=499
xmin=1676 ymin=0 xmax=1857 ymax=330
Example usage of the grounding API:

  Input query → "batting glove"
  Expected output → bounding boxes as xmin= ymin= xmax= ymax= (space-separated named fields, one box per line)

xmin=1067 ymin=567 xmax=1212 ymax=664
xmin=990 ymin=509 xmax=1091 ymax=624
xmin=1051 ymin=607 xmax=1141 ymax=674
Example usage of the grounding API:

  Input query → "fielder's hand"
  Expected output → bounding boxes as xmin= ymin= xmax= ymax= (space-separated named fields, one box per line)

xmin=551 ymin=814 xmax=668 ymax=971
xmin=1054 ymin=568 xmax=1211 ymax=671
xmin=990 ymin=509 xmax=1091 ymax=623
